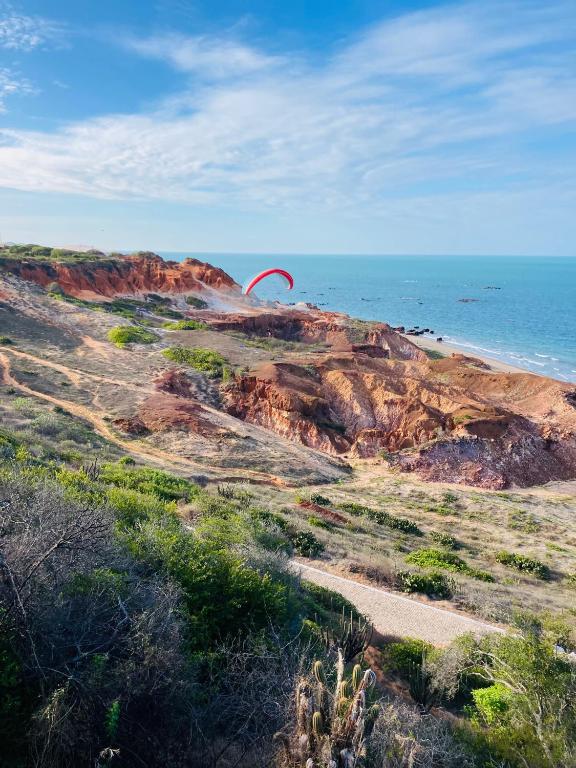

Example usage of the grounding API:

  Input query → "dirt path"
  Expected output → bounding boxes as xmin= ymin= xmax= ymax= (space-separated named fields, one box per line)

xmin=294 ymin=561 xmax=505 ymax=645
xmin=0 ymin=349 xmax=287 ymax=486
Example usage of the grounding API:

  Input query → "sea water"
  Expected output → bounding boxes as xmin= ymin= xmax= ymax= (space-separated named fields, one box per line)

xmin=161 ymin=253 xmax=576 ymax=384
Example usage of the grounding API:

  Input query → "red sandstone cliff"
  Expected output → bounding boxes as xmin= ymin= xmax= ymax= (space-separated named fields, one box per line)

xmin=223 ymin=352 xmax=576 ymax=488
xmin=0 ymin=252 xmax=239 ymax=299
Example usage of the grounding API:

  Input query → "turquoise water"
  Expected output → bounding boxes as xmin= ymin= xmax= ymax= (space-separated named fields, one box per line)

xmin=161 ymin=253 xmax=576 ymax=384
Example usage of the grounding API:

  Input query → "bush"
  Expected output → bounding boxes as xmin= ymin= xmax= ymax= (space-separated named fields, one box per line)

xmin=430 ymin=531 xmax=458 ymax=548
xmin=338 ymin=502 xmax=369 ymax=516
xmin=291 ymin=530 xmax=324 ymax=558
xmin=385 ymin=637 xmax=434 ymax=677
xmin=308 ymin=515 xmax=333 ymax=530
xmin=0 ymin=336 xmax=13 ymax=345
xmin=495 ymin=550 xmax=550 ymax=579
xmin=472 ymin=682 xmax=512 ymax=725
xmin=162 ymin=319 xmax=208 ymax=330
xmin=365 ymin=508 xmax=422 ymax=535
xmin=107 ymin=325 xmax=159 ymax=348
xmin=162 ymin=346 xmax=226 ymax=377
xmin=397 ymin=571 xmax=452 ymax=598
xmin=100 ymin=463 xmax=199 ymax=501
xmin=185 ymin=295 xmax=208 ymax=309
xmin=406 ymin=548 xmax=494 ymax=582
xmin=310 ymin=493 xmax=332 ymax=506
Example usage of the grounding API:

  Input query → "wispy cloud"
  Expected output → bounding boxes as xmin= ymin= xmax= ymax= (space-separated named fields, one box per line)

xmin=0 ymin=0 xmax=574 ymax=220
xmin=0 ymin=67 xmax=31 ymax=111
xmin=127 ymin=33 xmax=283 ymax=79
xmin=0 ymin=4 xmax=61 ymax=50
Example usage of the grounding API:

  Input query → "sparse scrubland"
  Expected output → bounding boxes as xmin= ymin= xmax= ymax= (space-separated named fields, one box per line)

xmin=2 ymin=426 xmax=576 ymax=767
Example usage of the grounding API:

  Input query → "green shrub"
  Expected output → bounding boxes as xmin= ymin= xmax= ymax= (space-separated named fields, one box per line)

xmin=124 ymin=521 xmax=291 ymax=650
xmin=365 ymin=508 xmax=422 ymax=536
xmin=185 ymin=296 xmax=209 ymax=309
xmin=291 ymin=531 xmax=324 ymax=558
xmin=406 ymin=548 xmax=494 ymax=582
xmin=310 ymin=493 xmax=332 ymax=506
xmin=162 ymin=319 xmax=208 ymax=331
xmin=100 ymin=464 xmax=199 ymax=501
xmin=338 ymin=502 xmax=369 ymax=517
xmin=0 ymin=336 xmax=13 ymax=345
xmin=430 ymin=531 xmax=457 ymax=548
xmin=107 ymin=326 xmax=159 ymax=348
xmin=495 ymin=550 xmax=550 ymax=579
xmin=162 ymin=346 xmax=226 ymax=377
xmin=385 ymin=637 xmax=434 ymax=677
xmin=308 ymin=515 xmax=333 ymax=530
xmin=397 ymin=571 xmax=452 ymax=598
xmin=249 ymin=508 xmax=289 ymax=532
xmin=472 ymin=682 xmax=512 ymax=725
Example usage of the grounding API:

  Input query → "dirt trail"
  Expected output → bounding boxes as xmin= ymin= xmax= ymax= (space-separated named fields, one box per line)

xmin=0 ymin=349 xmax=287 ymax=486
xmin=4 ymin=347 xmax=150 ymax=390
xmin=293 ymin=561 xmax=505 ymax=645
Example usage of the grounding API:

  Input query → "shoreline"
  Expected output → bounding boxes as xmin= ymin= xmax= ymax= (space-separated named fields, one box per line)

xmin=403 ymin=334 xmax=539 ymax=376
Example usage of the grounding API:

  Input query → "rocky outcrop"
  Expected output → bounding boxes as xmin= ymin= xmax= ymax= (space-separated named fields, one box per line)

xmin=224 ymin=352 xmax=576 ymax=488
xmin=205 ymin=310 xmax=427 ymax=361
xmin=0 ymin=252 xmax=239 ymax=299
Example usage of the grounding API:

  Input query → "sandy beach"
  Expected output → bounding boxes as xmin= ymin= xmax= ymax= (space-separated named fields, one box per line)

xmin=405 ymin=334 xmax=535 ymax=375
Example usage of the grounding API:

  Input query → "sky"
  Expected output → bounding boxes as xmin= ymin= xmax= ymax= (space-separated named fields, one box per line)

xmin=0 ymin=0 xmax=575 ymax=255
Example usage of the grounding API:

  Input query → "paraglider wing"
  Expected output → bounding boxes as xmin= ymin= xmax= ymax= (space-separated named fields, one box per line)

xmin=243 ymin=268 xmax=294 ymax=296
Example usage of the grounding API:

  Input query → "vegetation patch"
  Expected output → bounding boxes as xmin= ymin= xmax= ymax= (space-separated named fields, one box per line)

xmin=397 ymin=570 xmax=453 ymax=598
xmin=162 ymin=319 xmax=208 ymax=330
xmin=185 ymin=295 xmax=208 ymax=309
xmin=162 ymin=346 xmax=226 ymax=377
xmin=291 ymin=530 xmax=324 ymax=557
xmin=495 ymin=550 xmax=550 ymax=579
xmin=107 ymin=325 xmax=159 ymax=348
xmin=406 ymin=548 xmax=494 ymax=581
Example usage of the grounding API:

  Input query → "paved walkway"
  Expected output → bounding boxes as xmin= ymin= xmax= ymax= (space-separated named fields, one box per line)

xmin=293 ymin=561 xmax=505 ymax=645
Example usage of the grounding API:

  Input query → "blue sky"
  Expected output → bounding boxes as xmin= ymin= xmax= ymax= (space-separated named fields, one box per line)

xmin=0 ymin=0 xmax=575 ymax=255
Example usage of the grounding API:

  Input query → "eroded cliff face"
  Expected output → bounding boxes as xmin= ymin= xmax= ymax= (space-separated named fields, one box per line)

xmin=205 ymin=310 xmax=427 ymax=361
xmin=224 ymin=352 xmax=576 ymax=488
xmin=0 ymin=253 xmax=239 ymax=298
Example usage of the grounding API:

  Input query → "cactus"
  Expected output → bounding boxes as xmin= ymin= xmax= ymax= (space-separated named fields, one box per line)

xmin=320 ymin=610 xmax=373 ymax=663
xmin=313 ymin=660 xmax=325 ymax=684
xmin=352 ymin=664 xmax=362 ymax=692
xmin=312 ymin=711 xmax=323 ymax=737
xmin=274 ymin=657 xmax=380 ymax=767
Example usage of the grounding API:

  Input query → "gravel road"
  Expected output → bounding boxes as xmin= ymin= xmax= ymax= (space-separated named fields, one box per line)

xmin=294 ymin=561 xmax=505 ymax=645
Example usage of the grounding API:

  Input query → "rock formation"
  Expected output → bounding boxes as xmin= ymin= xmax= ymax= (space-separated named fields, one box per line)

xmin=0 ymin=252 xmax=239 ymax=298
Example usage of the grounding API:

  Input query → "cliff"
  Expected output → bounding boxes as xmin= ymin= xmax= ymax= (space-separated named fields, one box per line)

xmin=0 ymin=251 xmax=239 ymax=298
xmin=224 ymin=351 xmax=576 ymax=488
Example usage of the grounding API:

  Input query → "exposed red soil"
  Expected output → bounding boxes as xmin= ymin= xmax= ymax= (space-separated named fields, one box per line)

xmin=297 ymin=500 xmax=349 ymax=524
xmin=1 ymin=252 xmax=239 ymax=299
xmin=224 ymin=351 xmax=576 ymax=488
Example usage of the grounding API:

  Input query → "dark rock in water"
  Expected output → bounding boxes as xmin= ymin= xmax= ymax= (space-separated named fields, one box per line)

xmin=483 ymin=286 xmax=501 ymax=290
xmin=458 ymin=298 xmax=480 ymax=303
xmin=429 ymin=330 xmax=435 ymax=334
xmin=393 ymin=326 xmax=405 ymax=333
xmin=437 ymin=337 xmax=443 ymax=342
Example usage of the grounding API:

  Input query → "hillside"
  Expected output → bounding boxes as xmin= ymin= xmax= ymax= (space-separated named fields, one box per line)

xmin=1 ymin=246 xmax=576 ymax=768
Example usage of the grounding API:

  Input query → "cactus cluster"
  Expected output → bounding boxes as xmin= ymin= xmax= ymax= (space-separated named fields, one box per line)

xmin=275 ymin=653 xmax=379 ymax=768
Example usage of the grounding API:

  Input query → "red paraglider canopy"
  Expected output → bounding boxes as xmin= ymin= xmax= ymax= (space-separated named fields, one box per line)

xmin=243 ymin=268 xmax=294 ymax=296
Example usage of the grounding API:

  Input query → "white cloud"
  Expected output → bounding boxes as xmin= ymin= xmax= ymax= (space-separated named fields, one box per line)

xmin=0 ymin=5 xmax=61 ymax=50
xmin=127 ymin=33 xmax=283 ymax=79
xmin=0 ymin=67 xmax=31 ymax=111
xmin=0 ymin=0 xmax=574 ymax=221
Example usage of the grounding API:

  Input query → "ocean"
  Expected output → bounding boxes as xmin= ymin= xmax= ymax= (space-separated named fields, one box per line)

xmin=161 ymin=253 xmax=576 ymax=384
